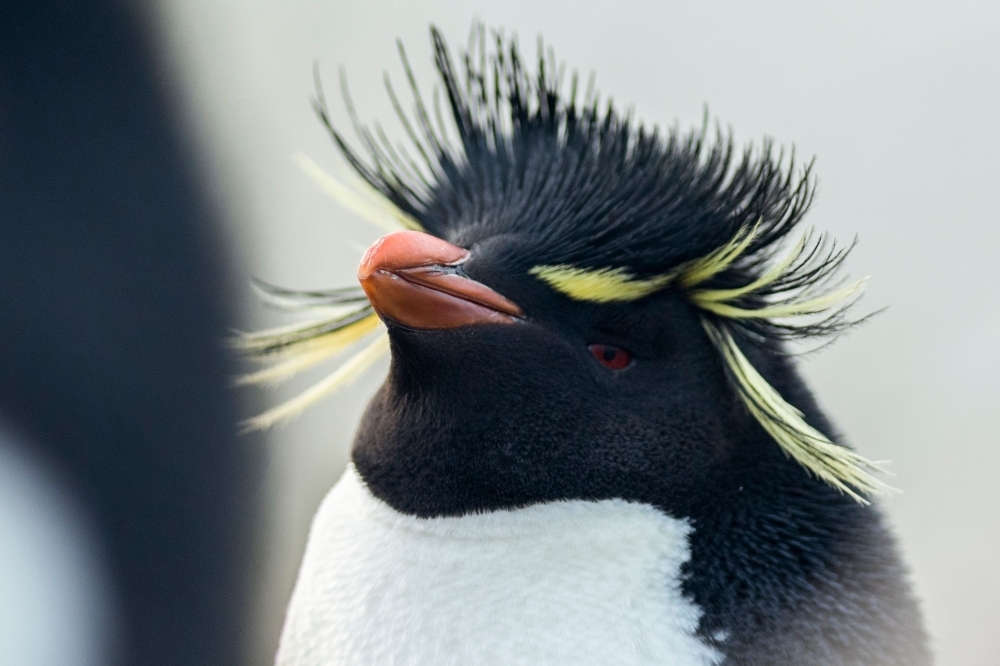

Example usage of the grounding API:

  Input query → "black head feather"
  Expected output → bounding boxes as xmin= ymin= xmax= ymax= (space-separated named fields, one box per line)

xmin=315 ymin=26 xmax=869 ymax=353
xmin=318 ymin=27 xmax=818 ymax=275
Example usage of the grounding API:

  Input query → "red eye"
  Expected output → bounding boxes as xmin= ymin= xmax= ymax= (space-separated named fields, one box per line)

xmin=588 ymin=344 xmax=633 ymax=370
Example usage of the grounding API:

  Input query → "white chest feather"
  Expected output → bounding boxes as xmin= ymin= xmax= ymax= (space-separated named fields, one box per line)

xmin=276 ymin=465 xmax=721 ymax=666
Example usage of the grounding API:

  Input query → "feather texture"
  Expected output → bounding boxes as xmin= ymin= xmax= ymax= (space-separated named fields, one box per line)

xmin=240 ymin=333 xmax=389 ymax=432
xmin=702 ymin=321 xmax=893 ymax=503
xmin=528 ymin=265 xmax=673 ymax=303
xmin=532 ymin=221 xmax=885 ymax=501
xmin=238 ymin=26 xmax=889 ymax=502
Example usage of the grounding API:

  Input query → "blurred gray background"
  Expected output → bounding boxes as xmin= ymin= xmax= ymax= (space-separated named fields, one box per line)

xmin=150 ymin=2 xmax=998 ymax=664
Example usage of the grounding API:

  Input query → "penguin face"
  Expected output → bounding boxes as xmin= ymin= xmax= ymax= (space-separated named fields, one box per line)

xmin=352 ymin=229 xmax=742 ymax=518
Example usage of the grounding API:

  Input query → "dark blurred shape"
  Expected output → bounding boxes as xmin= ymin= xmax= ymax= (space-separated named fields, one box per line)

xmin=0 ymin=1 xmax=261 ymax=665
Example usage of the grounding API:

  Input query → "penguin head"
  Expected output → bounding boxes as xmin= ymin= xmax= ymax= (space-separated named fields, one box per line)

xmin=239 ymin=26 xmax=892 ymax=514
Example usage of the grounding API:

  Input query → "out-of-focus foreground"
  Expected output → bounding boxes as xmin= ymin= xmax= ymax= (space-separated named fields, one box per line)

xmin=0 ymin=2 xmax=262 ymax=665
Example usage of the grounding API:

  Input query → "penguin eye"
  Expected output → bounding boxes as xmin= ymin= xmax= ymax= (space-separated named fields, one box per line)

xmin=588 ymin=344 xmax=633 ymax=370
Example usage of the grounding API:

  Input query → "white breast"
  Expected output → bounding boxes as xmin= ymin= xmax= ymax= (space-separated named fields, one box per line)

xmin=276 ymin=465 xmax=721 ymax=666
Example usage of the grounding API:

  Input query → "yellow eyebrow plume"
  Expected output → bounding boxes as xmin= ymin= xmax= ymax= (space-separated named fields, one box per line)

xmin=239 ymin=332 xmax=390 ymax=433
xmin=702 ymin=320 xmax=895 ymax=503
xmin=676 ymin=220 xmax=760 ymax=289
xmin=527 ymin=221 xmax=762 ymax=305
xmin=527 ymin=222 xmax=885 ymax=503
xmin=293 ymin=152 xmax=424 ymax=232
xmin=528 ymin=265 xmax=674 ymax=303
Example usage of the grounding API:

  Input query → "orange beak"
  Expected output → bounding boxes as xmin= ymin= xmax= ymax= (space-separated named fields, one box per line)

xmin=357 ymin=230 xmax=523 ymax=330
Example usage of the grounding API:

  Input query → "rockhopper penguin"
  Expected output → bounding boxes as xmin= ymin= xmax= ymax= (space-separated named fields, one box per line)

xmin=238 ymin=27 xmax=930 ymax=666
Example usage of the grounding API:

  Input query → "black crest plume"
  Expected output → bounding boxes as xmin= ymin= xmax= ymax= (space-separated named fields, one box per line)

xmin=240 ymin=25 xmax=890 ymax=502
xmin=319 ymin=27 xmax=812 ymax=277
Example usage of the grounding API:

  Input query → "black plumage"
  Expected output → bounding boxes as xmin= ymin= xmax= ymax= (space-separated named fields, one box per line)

xmin=262 ymin=26 xmax=930 ymax=665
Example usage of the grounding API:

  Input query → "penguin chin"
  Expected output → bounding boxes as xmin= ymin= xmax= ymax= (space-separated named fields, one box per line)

xmin=349 ymin=322 xmax=731 ymax=518
xmin=378 ymin=320 xmax=568 ymax=396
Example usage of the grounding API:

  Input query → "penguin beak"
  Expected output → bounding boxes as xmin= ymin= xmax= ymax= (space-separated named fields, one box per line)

xmin=357 ymin=230 xmax=523 ymax=330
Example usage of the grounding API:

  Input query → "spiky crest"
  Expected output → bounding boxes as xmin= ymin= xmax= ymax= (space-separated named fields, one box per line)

xmin=235 ymin=25 xmax=890 ymax=502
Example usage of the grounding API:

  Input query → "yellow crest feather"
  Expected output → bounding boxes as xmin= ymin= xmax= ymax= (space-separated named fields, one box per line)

xmin=689 ymin=231 xmax=807 ymax=304
xmin=693 ymin=278 xmax=867 ymax=319
xmin=238 ymin=152 xmax=421 ymax=429
xmin=293 ymin=153 xmax=423 ymax=232
xmin=234 ymin=311 xmax=381 ymax=360
xmin=528 ymin=220 xmax=763 ymax=305
xmin=702 ymin=321 xmax=895 ymax=503
xmin=240 ymin=332 xmax=390 ymax=432
xmin=528 ymin=265 xmax=674 ymax=303
xmin=234 ymin=312 xmax=382 ymax=385
xmin=675 ymin=220 xmax=760 ymax=289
